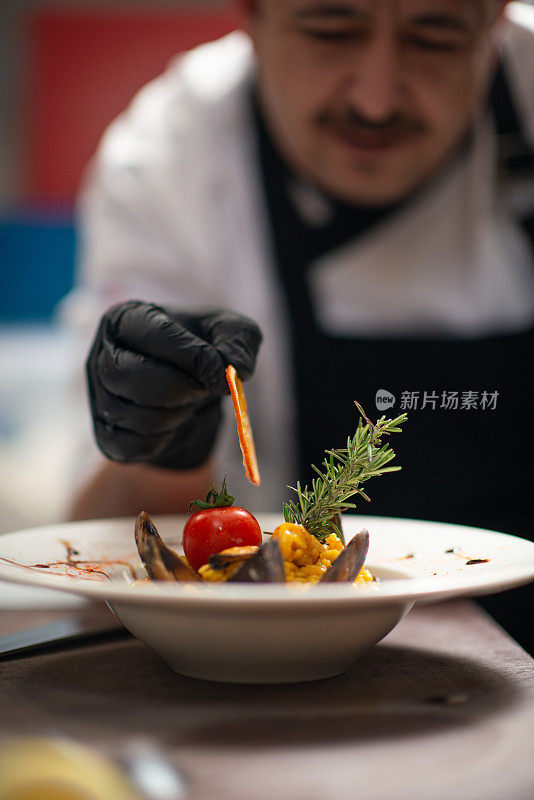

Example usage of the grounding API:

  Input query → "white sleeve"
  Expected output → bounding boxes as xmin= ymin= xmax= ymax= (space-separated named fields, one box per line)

xmin=57 ymin=89 xmax=223 ymax=497
xmin=67 ymin=156 xmax=219 ymax=338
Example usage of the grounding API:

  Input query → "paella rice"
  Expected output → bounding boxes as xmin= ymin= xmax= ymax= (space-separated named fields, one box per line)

xmin=198 ymin=522 xmax=373 ymax=585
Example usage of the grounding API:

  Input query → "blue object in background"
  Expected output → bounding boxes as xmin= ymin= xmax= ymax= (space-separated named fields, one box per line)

xmin=0 ymin=209 xmax=76 ymax=322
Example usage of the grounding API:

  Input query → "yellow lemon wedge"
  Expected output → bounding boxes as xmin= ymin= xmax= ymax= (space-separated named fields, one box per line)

xmin=0 ymin=738 xmax=143 ymax=800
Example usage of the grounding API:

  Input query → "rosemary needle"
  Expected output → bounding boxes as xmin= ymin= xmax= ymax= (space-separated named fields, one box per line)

xmin=283 ymin=402 xmax=407 ymax=543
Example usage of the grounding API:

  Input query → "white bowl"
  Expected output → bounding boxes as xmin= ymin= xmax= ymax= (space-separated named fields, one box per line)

xmin=109 ymin=565 xmax=412 ymax=683
xmin=0 ymin=514 xmax=533 ymax=683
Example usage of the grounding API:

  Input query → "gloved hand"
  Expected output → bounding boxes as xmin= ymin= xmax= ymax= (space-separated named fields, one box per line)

xmin=86 ymin=301 xmax=262 ymax=469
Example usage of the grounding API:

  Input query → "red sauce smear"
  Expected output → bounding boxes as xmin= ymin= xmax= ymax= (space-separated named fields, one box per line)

xmin=1 ymin=540 xmax=137 ymax=582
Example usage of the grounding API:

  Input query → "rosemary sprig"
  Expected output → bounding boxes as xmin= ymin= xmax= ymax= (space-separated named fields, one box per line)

xmin=283 ymin=402 xmax=407 ymax=543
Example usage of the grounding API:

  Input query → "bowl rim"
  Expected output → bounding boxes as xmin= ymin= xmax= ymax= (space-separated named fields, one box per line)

xmin=0 ymin=514 xmax=533 ymax=610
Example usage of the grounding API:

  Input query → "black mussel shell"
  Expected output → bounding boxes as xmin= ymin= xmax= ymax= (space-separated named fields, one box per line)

xmin=229 ymin=538 xmax=285 ymax=583
xmin=135 ymin=511 xmax=200 ymax=582
xmin=319 ymin=529 xmax=369 ymax=583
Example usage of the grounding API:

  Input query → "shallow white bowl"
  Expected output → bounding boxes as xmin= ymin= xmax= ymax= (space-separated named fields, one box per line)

xmin=0 ymin=514 xmax=533 ymax=683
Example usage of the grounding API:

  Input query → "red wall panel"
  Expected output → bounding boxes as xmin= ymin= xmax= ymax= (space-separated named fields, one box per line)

xmin=25 ymin=7 xmax=240 ymax=203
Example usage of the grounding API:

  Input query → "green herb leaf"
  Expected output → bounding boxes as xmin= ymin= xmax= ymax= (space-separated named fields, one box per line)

xmin=283 ymin=402 xmax=407 ymax=542
xmin=189 ymin=474 xmax=234 ymax=512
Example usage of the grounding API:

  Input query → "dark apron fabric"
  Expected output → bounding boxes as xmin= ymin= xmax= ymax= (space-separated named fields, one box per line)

xmin=251 ymin=72 xmax=534 ymax=651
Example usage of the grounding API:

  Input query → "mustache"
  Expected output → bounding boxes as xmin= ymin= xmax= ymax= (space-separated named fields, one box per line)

xmin=317 ymin=107 xmax=425 ymax=135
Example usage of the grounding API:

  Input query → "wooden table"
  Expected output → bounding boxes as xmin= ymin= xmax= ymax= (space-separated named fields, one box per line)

xmin=0 ymin=599 xmax=532 ymax=800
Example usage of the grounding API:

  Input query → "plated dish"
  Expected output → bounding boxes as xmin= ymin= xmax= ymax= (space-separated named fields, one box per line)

xmin=1 ymin=398 xmax=533 ymax=681
xmin=130 ymin=399 xmax=407 ymax=591
xmin=0 ymin=514 xmax=533 ymax=682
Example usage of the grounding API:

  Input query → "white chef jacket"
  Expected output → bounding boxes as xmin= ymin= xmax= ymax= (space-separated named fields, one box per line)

xmin=62 ymin=2 xmax=534 ymax=511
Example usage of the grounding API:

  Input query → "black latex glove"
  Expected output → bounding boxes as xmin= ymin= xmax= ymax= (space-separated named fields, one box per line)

xmin=86 ymin=301 xmax=262 ymax=469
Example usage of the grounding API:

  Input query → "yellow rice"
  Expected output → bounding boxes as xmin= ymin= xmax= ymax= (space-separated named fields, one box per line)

xmin=198 ymin=522 xmax=373 ymax=585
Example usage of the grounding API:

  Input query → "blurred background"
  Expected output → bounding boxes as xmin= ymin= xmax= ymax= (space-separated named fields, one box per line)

xmin=2 ymin=2 xmax=533 ymax=537
xmin=0 ymin=0 xmax=240 ymax=534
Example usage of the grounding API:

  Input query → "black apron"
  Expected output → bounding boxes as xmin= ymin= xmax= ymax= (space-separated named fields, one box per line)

xmin=252 ymin=64 xmax=534 ymax=652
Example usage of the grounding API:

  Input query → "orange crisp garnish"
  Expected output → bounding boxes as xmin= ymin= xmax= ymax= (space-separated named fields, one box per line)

xmin=226 ymin=364 xmax=261 ymax=485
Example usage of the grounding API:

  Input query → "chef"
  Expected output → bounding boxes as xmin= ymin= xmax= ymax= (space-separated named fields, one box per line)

xmin=64 ymin=1 xmax=534 ymax=648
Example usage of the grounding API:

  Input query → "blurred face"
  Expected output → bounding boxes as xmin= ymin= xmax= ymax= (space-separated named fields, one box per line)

xmin=245 ymin=0 xmax=504 ymax=205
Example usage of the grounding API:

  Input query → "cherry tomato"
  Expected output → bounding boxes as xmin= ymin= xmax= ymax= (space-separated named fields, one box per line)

xmin=183 ymin=507 xmax=262 ymax=571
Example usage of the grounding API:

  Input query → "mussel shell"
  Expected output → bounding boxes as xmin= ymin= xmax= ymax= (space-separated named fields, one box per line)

xmin=208 ymin=545 xmax=259 ymax=570
xmin=331 ymin=511 xmax=345 ymax=544
xmin=319 ymin=529 xmax=369 ymax=583
xmin=229 ymin=538 xmax=285 ymax=583
xmin=135 ymin=511 xmax=200 ymax=582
